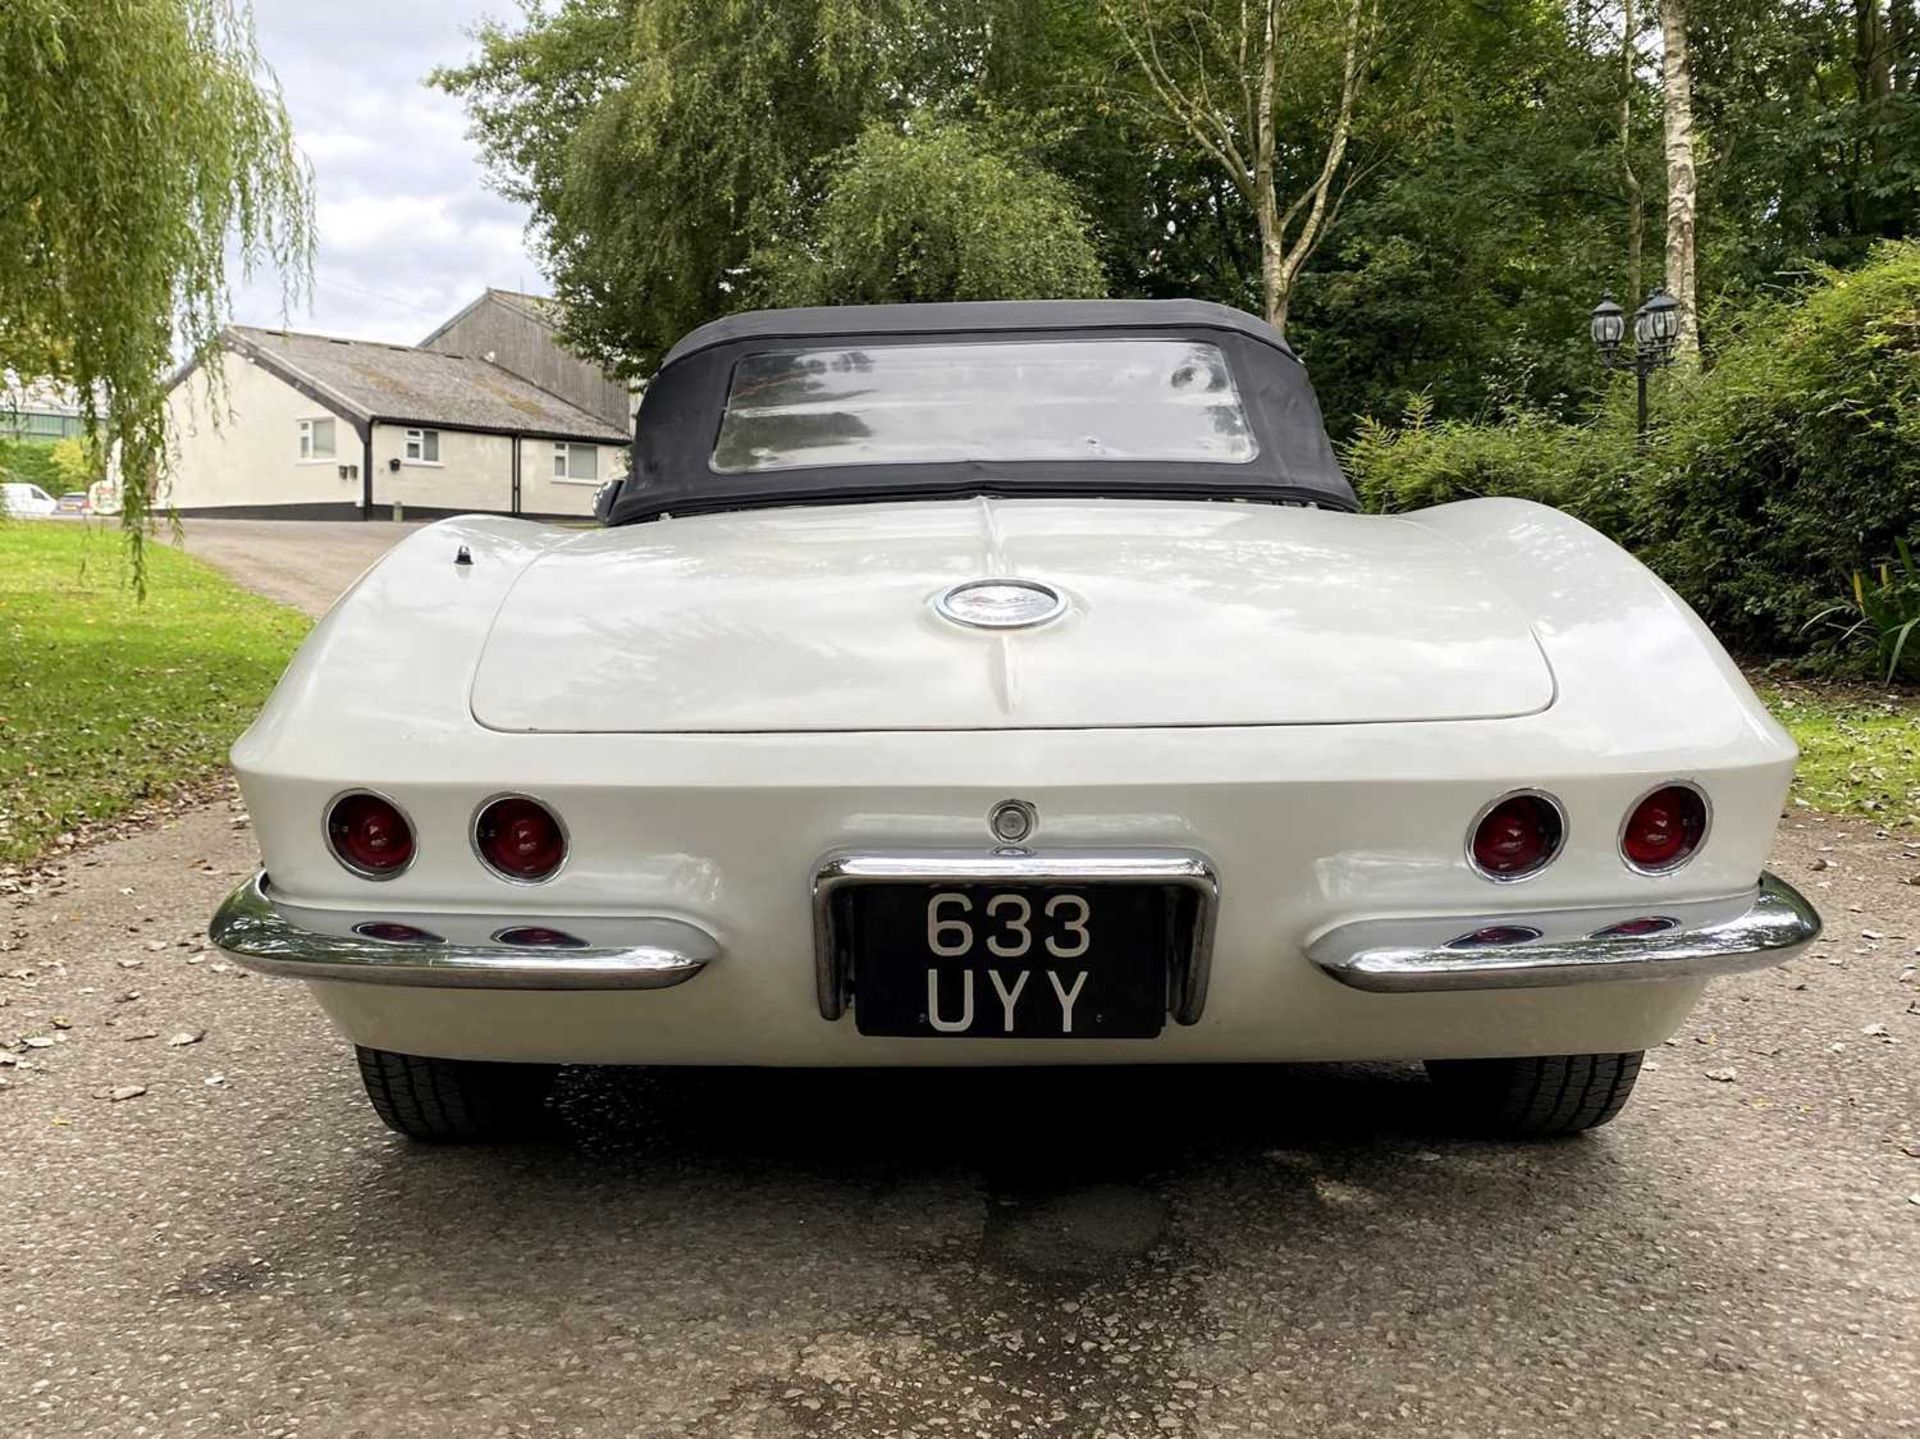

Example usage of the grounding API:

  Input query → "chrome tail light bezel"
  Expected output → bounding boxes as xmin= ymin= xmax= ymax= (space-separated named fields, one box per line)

xmin=323 ymin=789 xmax=419 ymax=881
xmin=470 ymin=792 xmax=571 ymax=885
xmin=1619 ymin=781 xmax=1712 ymax=876
xmin=1464 ymin=789 xmax=1568 ymax=884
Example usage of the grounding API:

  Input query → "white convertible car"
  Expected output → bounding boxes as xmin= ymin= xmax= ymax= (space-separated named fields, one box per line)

xmin=211 ymin=299 xmax=1820 ymax=1141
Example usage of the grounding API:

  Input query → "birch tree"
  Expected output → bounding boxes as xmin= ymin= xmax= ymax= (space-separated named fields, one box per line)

xmin=1621 ymin=0 xmax=1645 ymax=305
xmin=1103 ymin=0 xmax=1377 ymax=335
xmin=1660 ymin=0 xmax=1699 ymax=356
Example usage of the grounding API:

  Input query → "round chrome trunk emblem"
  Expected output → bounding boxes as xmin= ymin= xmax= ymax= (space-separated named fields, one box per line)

xmin=989 ymin=799 xmax=1037 ymax=844
xmin=933 ymin=578 xmax=1068 ymax=630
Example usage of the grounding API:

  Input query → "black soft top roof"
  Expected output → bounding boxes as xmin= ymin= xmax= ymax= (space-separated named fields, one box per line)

xmin=609 ymin=299 xmax=1353 ymax=524
xmin=658 ymin=298 xmax=1302 ymax=367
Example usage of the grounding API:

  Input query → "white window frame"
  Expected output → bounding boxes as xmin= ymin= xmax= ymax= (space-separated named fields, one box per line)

xmin=552 ymin=441 xmax=598 ymax=483
xmin=403 ymin=428 xmax=441 ymax=465
xmin=297 ymin=417 xmax=337 ymax=462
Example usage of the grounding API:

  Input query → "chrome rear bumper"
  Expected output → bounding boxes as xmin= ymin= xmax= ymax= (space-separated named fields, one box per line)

xmin=210 ymin=871 xmax=718 ymax=990
xmin=1309 ymin=872 xmax=1820 ymax=993
xmin=214 ymin=866 xmax=1819 ymax=1001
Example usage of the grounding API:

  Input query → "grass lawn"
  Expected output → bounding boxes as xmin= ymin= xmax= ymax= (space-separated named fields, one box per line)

xmin=0 ymin=522 xmax=309 ymax=864
xmin=1756 ymin=678 xmax=1920 ymax=828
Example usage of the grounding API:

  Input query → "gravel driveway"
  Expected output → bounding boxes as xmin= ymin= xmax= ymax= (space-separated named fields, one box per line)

xmin=3 ymin=809 xmax=1916 ymax=1437
xmin=3 ymin=519 xmax=1916 ymax=1435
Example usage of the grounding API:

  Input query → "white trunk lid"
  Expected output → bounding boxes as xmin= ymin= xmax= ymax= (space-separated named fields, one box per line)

xmin=470 ymin=498 xmax=1553 ymax=732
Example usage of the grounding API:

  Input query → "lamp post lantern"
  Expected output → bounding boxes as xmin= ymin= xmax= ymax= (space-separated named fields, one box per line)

xmin=1590 ymin=286 xmax=1680 ymax=440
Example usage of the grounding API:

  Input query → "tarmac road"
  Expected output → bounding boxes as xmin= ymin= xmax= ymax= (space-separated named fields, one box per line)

xmin=2 ymin=520 xmax=1916 ymax=1437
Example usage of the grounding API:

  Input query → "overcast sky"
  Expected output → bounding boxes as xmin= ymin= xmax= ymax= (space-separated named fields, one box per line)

xmin=229 ymin=2 xmax=541 ymax=344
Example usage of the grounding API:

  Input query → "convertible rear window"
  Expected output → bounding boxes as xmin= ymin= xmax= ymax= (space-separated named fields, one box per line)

xmin=710 ymin=339 xmax=1257 ymax=474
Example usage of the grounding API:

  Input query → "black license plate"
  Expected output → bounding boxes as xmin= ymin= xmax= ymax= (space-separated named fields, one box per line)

xmin=844 ymin=883 xmax=1183 ymax=1038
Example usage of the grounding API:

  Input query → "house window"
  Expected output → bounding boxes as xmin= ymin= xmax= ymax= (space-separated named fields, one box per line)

xmin=553 ymin=442 xmax=598 ymax=481
xmin=298 ymin=417 xmax=336 ymax=460
xmin=404 ymin=428 xmax=440 ymax=463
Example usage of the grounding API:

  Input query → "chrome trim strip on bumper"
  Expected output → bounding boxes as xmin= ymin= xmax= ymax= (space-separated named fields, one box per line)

xmin=1309 ymin=871 xmax=1821 ymax=993
xmin=210 ymin=871 xmax=718 ymax=991
xmin=810 ymin=848 xmax=1220 ymax=1025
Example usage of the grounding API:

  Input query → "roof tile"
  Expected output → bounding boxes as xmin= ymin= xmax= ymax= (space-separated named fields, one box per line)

xmin=228 ymin=325 xmax=627 ymax=443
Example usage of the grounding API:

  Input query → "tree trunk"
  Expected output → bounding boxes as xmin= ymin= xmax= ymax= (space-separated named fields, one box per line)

xmin=1660 ymin=0 xmax=1699 ymax=358
xmin=1893 ymin=0 xmax=1916 ymax=93
xmin=1622 ymin=0 xmax=1643 ymax=305
xmin=1856 ymin=0 xmax=1897 ymax=194
xmin=1259 ymin=201 xmax=1287 ymax=329
xmin=1856 ymin=0 xmax=1894 ymax=106
xmin=1255 ymin=0 xmax=1285 ymax=327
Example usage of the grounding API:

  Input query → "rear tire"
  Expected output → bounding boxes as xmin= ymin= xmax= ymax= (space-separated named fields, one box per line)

xmin=1425 ymin=1051 xmax=1643 ymax=1137
xmin=354 ymin=1046 xmax=557 ymax=1142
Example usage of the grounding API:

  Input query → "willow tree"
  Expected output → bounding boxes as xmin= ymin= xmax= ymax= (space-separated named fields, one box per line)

xmin=0 ymin=0 xmax=310 ymax=577
xmin=757 ymin=118 xmax=1107 ymax=307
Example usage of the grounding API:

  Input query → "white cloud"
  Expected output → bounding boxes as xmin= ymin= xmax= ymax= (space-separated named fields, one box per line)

xmin=229 ymin=1 xmax=538 ymax=344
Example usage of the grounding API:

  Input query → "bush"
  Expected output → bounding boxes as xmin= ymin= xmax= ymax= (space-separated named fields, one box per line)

xmin=0 ymin=437 xmax=62 ymax=493
xmin=1629 ymin=243 xmax=1920 ymax=658
xmin=1804 ymin=540 xmax=1920 ymax=684
xmin=1346 ymin=394 xmax=1633 ymax=528
xmin=1347 ymin=242 xmax=1920 ymax=669
xmin=49 ymin=435 xmax=101 ymax=490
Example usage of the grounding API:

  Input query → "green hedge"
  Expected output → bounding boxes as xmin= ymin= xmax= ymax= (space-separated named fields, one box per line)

xmin=1630 ymin=246 xmax=1920 ymax=656
xmin=1346 ymin=398 xmax=1633 ymax=525
xmin=1346 ymin=242 xmax=1920 ymax=666
xmin=0 ymin=437 xmax=62 ymax=492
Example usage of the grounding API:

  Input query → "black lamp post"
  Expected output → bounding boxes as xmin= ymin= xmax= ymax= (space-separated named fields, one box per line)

xmin=1590 ymin=286 xmax=1680 ymax=439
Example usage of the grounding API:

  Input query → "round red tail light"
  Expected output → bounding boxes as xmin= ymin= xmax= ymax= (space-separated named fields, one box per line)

xmin=474 ymin=795 xmax=567 ymax=882
xmin=1468 ymin=792 xmax=1565 ymax=881
xmin=1621 ymin=784 xmax=1708 ymax=872
xmin=326 ymin=792 xmax=415 ymax=878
